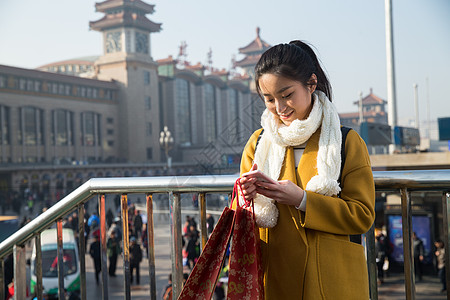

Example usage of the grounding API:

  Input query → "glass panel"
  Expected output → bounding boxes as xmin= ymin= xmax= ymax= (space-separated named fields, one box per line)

xmin=175 ymin=79 xmax=191 ymax=145
xmin=204 ymin=84 xmax=216 ymax=143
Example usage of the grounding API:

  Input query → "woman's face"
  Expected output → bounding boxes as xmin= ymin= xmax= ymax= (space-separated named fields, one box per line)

xmin=258 ymin=73 xmax=316 ymax=126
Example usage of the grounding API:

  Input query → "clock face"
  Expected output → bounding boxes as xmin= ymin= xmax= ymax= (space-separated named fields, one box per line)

xmin=106 ymin=32 xmax=122 ymax=53
xmin=135 ymin=32 xmax=148 ymax=54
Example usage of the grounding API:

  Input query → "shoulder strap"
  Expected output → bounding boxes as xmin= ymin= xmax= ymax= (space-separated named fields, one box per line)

xmin=255 ymin=129 xmax=264 ymax=151
xmin=338 ymin=126 xmax=352 ymax=186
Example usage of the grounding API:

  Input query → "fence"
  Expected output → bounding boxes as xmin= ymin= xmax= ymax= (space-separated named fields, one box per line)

xmin=0 ymin=170 xmax=449 ymax=300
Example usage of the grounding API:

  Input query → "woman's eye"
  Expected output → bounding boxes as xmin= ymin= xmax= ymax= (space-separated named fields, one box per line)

xmin=265 ymin=98 xmax=274 ymax=103
xmin=282 ymin=92 xmax=293 ymax=99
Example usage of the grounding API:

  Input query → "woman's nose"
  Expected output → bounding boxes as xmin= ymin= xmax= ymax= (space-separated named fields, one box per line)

xmin=276 ymin=100 xmax=286 ymax=114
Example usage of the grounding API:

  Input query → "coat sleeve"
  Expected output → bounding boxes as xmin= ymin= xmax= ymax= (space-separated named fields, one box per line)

xmin=240 ymin=129 xmax=263 ymax=175
xmin=300 ymin=130 xmax=375 ymax=235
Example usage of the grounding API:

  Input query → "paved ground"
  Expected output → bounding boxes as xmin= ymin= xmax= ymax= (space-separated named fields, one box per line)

xmin=378 ymin=273 xmax=447 ymax=300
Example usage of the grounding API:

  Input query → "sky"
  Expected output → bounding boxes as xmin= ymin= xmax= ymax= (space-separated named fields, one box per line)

xmin=0 ymin=0 xmax=449 ymax=126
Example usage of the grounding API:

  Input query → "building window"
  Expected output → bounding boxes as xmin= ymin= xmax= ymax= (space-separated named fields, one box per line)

xmin=146 ymin=147 xmax=153 ymax=160
xmin=34 ymin=81 xmax=41 ymax=92
xmin=52 ymin=110 xmax=74 ymax=146
xmin=107 ymin=129 xmax=114 ymax=135
xmin=107 ymin=117 xmax=114 ymax=124
xmin=0 ymin=75 xmax=5 ymax=88
xmin=145 ymin=96 xmax=151 ymax=110
xmin=19 ymin=78 xmax=26 ymax=90
xmin=146 ymin=122 xmax=152 ymax=136
xmin=81 ymin=112 xmax=101 ymax=146
xmin=228 ymin=89 xmax=240 ymax=142
xmin=144 ymin=71 xmax=150 ymax=85
xmin=0 ymin=106 xmax=10 ymax=145
xmin=108 ymin=140 xmax=114 ymax=147
xmin=27 ymin=80 xmax=34 ymax=91
xmin=204 ymin=84 xmax=217 ymax=143
xmin=175 ymin=78 xmax=191 ymax=145
xmin=19 ymin=106 xmax=44 ymax=145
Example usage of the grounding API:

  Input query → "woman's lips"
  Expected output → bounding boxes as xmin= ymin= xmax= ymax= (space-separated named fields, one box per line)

xmin=279 ymin=111 xmax=293 ymax=119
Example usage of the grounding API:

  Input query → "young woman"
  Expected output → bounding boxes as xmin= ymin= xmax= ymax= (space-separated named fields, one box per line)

xmin=238 ymin=40 xmax=375 ymax=299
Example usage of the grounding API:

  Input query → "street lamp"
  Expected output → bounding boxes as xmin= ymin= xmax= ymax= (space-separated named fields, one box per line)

xmin=159 ymin=126 xmax=174 ymax=169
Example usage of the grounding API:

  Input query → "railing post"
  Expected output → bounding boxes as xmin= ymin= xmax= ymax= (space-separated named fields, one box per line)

xmin=170 ymin=192 xmax=183 ymax=299
xmin=77 ymin=204 xmax=87 ymax=300
xmin=443 ymin=192 xmax=450 ymax=298
xmin=366 ymin=223 xmax=378 ymax=300
xmin=400 ymin=188 xmax=415 ymax=300
xmin=98 ymin=195 xmax=109 ymax=300
xmin=199 ymin=193 xmax=207 ymax=250
xmin=35 ymin=233 xmax=43 ymax=300
xmin=56 ymin=219 xmax=65 ymax=300
xmin=13 ymin=244 xmax=26 ymax=300
xmin=146 ymin=193 xmax=156 ymax=300
xmin=121 ymin=193 xmax=131 ymax=300
xmin=0 ymin=258 xmax=4 ymax=300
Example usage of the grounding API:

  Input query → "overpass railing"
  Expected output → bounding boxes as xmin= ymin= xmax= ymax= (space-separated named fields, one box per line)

xmin=0 ymin=170 xmax=449 ymax=300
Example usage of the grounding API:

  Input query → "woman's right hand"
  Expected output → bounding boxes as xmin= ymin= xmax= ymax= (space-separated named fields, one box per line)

xmin=239 ymin=164 xmax=258 ymax=201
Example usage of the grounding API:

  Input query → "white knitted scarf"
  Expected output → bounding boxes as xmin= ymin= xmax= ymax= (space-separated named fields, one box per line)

xmin=249 ymin=90 xmax=342 ymax=228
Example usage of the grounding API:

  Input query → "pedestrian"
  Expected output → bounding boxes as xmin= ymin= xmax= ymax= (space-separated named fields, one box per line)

xmin=107 ymin=231 xmax=121 ymax=277
xmin=106 ymin=208 xmax=114 ymax=228
xmin=413 ymin=232 xmax=425 ymax=281
xmin=238 ymin=40 xmax=375 ymax=299
xmin=375 ymin=229 xmax=390 ymax=284
xmin=206 ymin=213 xmax=214 ymax=235
xmin=162 ymin=273 xmax=172 ymax=300
xmin=129 ymin=236 xmax=143 ymax=285
xmin=133 ymin=210 xmax=143 ymax=239
xmin=185 ymin=224 xmax=199 ymax=269
xmin=89 ymin=233 xmax=101 ymax=285
xmin=434 ymin=240 xmax=446 ymax=292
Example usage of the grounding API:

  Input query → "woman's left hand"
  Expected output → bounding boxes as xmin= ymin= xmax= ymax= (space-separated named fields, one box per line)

xmin=254 ymin=178 xmax=304 ymax=207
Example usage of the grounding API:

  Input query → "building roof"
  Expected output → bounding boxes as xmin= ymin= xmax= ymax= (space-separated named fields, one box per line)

xmin=238 ymin=27 xmax=271 ymax=54
xmin=353 ymin=89 xmax=387 ymax=106
xmin=156 ymin=55 xmax=177 ymax=65
xmin=235 ymin=55 xmax=261 ymax=68
xmin=90 ymin=11 xmax=161 ymax=32
xmin=0 ymin=64 xmax=118 ymax=89
xmin=95 ymin=0 xmax=156 ymax=14
xmin=339 ymin=110 xmax=387 ymax=119
xmin=36 ymin=56 xmax=99 ymax=69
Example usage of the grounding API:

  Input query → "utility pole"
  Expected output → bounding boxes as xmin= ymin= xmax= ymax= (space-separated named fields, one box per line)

xmin=413 ymin=84 xmax=419 ymax=129
xmin=385 ymin=0 xmax=398 ymax=153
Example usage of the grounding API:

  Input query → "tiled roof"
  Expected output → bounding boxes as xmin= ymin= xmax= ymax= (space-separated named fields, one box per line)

xmin=95 ymin=0 xmax=155 ymax=14
xmin=238 ymin=27 xmax=271 ymax=54
xmin=353 ymin=90 xmax=387 ymax=105
xmin=90 ymin=11 xmax=161 ymax=32
xmin=0 ymin=64 xmax=118 ymax=89
xmin=339 ymin=110 xmax=387 ymax=119
xmin=37 ymin=57 xmax=99 ymax=69
xmin=156 ymin=55 xmax=177 ymax=65
xmin=235 ymin=55 xmax=261 ymax=67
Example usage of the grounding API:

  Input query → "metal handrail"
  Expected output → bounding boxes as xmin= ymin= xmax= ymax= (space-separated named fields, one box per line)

xmin=0 ymin=170 xmax=449 ymax=300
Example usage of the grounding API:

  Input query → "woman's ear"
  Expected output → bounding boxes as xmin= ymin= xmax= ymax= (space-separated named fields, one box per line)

xmin=308 ymin=73 xmax=317 ymax=94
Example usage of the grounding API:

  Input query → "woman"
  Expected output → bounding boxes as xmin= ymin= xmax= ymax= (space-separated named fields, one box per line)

xmin=239 ymin=40 xmax=375 ymax=299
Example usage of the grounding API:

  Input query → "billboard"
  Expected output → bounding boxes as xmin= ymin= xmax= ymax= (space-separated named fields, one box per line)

xmin=438 ymin=117 xmax=450 ymax=141
xmin=394 ymin=126 xmax=420 ymax=146
xmin=360 ymin=122 xmax=392 ymax=145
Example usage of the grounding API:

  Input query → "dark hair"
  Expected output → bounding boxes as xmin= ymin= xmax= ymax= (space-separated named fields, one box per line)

xmin=254 ymin=40 xmax=332 ymax=101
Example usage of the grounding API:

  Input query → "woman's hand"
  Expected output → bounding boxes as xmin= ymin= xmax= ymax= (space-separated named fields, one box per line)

xmin=255 ymin=179 xmax=304 ymax=207
xmin=241 ymin=164 xmax=304 ymax=207
xmin=239 ymin=164 xmax=259 ymax=201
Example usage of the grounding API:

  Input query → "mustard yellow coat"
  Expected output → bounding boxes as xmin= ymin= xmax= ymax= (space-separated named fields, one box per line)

xmin=239 ymin=127 xmax=375 ymax=299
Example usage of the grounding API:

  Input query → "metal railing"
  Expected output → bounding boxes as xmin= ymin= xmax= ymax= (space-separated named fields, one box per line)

xmin=0 ymin=170 xmax=449 ymax=300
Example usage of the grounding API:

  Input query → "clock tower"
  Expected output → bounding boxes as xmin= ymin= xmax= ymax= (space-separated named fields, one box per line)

xmin=90 ymin=0 xmax=162 ymax=163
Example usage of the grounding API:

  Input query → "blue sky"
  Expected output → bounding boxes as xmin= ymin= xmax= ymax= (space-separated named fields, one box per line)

xmin=0 ymin=0 xmax=449 ymax=124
